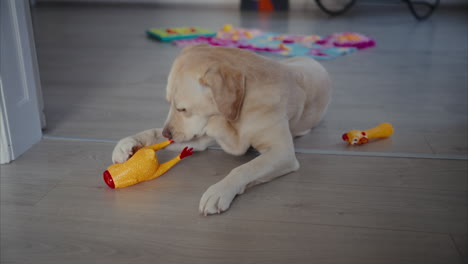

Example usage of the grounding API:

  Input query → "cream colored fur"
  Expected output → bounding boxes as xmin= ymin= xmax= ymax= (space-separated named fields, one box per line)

xmin=112 ymin=45 xmax=331 ymax=215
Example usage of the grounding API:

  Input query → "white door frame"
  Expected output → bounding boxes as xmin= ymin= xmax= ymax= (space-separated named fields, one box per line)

xmin=0 ymin=77 xmax=12 ymax=164
xmin=0 ymin=0 xmax=44 ymax=164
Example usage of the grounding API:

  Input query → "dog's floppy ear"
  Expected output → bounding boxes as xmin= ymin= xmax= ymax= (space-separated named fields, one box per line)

xmin=199 ymin=63 xmax=246 ymax=121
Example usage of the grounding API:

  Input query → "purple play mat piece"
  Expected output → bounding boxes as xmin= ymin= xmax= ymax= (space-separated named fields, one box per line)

xmin=172 ymin=26 xmax=375 ymax=60
xmin=316 ymin=32 xmax=376 ymax=50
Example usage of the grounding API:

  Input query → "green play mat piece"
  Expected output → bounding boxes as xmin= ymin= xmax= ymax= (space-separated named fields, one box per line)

xmin=146 ymin=27 xmax=216 ymax=42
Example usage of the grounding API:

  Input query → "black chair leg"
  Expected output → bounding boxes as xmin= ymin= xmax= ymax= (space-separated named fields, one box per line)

xmin=314 ymin=0 xmax=440 ymax=20
xmin=314 ymin=0 xmax=357 ymax=16
xmin=402 ymin=0 xmax=440 ymax=20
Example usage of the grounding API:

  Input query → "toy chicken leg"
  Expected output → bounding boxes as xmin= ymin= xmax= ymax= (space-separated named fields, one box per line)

xmin=103 ymin=139 xmax=193 ymax=189
xmin=342 ymin=123 xmax=394 ymax=145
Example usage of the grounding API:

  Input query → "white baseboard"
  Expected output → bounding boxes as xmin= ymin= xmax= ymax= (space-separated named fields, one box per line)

xmin=35 ymin=0 xmax=468 ymax=9
xmin=35 ymin=0 xmax=320 ymax=10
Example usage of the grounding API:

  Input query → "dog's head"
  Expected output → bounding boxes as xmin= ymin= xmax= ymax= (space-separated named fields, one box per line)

xmin=162 ymin=45 xmax=246 ymax=142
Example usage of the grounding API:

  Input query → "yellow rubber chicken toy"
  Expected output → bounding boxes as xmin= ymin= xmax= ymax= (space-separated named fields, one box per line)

xmin=103 ymin=139 xmax=193 ymax=189
xmin=342 ymin=123 xmax=394 ymax=145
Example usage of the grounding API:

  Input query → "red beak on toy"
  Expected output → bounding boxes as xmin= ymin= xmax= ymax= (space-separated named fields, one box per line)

xmin=358 ymin=137 xmax=369 ymax=145
xmin=103 ymin=170 xmax=115 ymax=189
xmin=342 ymin=133 xmax=349 ymax=142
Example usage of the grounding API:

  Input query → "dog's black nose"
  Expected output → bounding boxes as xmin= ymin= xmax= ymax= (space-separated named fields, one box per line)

xmin=162 ymin=127 xmax=172 ymax=139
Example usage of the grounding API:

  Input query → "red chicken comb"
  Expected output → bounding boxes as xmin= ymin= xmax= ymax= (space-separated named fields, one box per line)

xmin=342 ymin=133 xmax=349 ymax=141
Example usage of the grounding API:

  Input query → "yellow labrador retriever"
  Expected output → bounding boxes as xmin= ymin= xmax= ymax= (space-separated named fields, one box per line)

xmin=112 ymin=44 xmax=331 ymax=215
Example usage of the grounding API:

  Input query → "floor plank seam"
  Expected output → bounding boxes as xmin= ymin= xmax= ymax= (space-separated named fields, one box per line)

xmin=32 ymin=182 xmax=61 ymax=207
xmin=220 ymin=215 xmax=464 ymax=236
xmin=43 ymin=134 xmax=468 ymax=161
xmin=293 ymin=148 xmax=468 ymax=161
xmin=277 ymin=182 xmax=468 ymax=193
xmin=43 ymin=134 xmax=118 ymax=143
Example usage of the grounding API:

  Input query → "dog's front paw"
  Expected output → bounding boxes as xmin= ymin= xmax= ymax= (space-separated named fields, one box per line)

xmin=112 ymin=137 xmax=142 ymax=164
xmin=199 ymin=180 xmax=240 ymax=216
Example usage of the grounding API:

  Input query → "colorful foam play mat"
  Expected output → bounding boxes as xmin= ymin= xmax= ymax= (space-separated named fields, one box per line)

xmin=146 ymin=27 xmax=217 ymax=42
xmin=147 ymin=24 xmax=375 ymax=60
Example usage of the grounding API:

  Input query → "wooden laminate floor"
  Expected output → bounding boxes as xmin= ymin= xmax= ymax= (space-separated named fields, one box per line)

xmin=1 ymin=3 xmax=467 ymax=264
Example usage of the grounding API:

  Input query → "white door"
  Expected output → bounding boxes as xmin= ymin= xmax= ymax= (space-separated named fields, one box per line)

xmin=0 ymin=0 xmax=43 ymax=164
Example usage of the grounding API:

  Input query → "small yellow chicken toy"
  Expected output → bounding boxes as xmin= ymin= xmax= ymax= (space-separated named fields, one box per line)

xmin=103 ymin=139 xmax=193 ymax=189
xmin=342 ymin=123 xmax=394 ymax=145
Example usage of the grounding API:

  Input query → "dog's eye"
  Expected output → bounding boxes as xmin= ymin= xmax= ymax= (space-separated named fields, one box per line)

xmin=176 ymin=108 xmax=186 ymax=112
